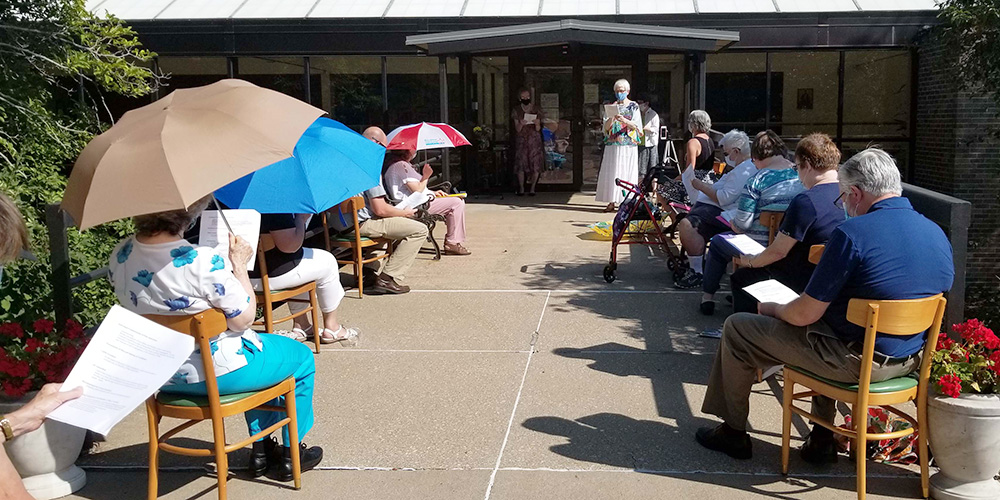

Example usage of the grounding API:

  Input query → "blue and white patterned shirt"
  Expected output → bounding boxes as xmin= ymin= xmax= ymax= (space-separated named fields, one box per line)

xmin=108 ymin=237 xmax=262 ymax=385
xmin=729 ymin=167 xmax=804 ymax=244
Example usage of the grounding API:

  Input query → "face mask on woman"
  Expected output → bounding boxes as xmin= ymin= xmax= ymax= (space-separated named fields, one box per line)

xmin=615 ymin=92 xmax=627 ymax=102
xmin=520 ymin=98 xmax=530 ymax=105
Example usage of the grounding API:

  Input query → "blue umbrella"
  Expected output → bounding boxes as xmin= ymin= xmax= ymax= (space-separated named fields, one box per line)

xmin=214 ymin=117 xmax=385 ymax=214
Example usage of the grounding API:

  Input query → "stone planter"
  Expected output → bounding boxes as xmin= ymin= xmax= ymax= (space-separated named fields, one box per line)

xmin=0 ymin=392 xmax=87 ymax=500
xmin=927 ymin=393 xmax=1000 ymax=500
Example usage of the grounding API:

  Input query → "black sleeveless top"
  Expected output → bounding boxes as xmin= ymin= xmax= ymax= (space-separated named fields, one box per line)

xmin=693 ymin=136 xmax=715 ymax=171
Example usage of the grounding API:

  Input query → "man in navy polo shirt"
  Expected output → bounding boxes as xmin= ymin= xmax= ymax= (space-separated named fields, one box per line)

xmin=695 ymin=148 xmax=954 ymax=463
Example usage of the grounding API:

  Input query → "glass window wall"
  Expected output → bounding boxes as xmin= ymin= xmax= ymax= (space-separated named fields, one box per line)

xmin=843 ymin=50 xmax=911 ymax=140
xmin=311 ymin=56 xmax=383 ymax=132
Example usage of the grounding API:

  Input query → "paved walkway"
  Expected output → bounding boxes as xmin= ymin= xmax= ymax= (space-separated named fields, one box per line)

xmin=68 ymin=193 xmax=925 ymax=499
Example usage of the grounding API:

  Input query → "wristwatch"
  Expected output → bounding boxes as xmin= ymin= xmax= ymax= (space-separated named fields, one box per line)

xmin=0 ymin=416 xmax=13 ymax=442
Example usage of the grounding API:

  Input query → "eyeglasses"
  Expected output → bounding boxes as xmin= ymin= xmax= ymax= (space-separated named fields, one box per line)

xmin=833 ymin=191 xmax=846 ymax=209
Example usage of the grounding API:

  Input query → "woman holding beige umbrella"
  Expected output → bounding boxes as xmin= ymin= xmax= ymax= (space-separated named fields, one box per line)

xmin=61 ymin=79 xmax=328 ymax=483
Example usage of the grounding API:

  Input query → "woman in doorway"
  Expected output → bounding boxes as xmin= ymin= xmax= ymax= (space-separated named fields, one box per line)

xmin=595 ymin=79 xmax=642 ymax=212
xmin=511 ymin=88 xmax=544 ymax=196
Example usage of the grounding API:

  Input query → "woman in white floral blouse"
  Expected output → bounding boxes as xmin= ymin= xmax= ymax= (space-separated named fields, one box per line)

xmin=108 ymin=197 xmax=322 ymax=482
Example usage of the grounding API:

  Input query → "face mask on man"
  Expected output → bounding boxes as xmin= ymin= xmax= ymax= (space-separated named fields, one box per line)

xmin=520 ymin=98 xmax=531 ymax=105
xmin=615 ymin=92 xmax=627 ymax=102
xmin=725 ymin=155 xmax=736 ymax=167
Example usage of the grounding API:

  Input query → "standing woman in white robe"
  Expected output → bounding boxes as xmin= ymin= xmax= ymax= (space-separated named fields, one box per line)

xmin=595 ymin=79 xmax=642 ymax=212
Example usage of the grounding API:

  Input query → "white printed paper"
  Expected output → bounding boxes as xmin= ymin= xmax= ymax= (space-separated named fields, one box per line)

xmin=603 ymin=104 xmax=619 ymax=121
xmin=523 ymin=113 xmax=537 ymax=124
xmin=743 ymin=279 xmax=800 ymax=305
xmin=721 ymin=233 xmax=767 ymax=256
xmin=680 ymin=167 xmax=699 ymax=204
xmin=199 ymin=210 xmax=261 ymax=271
xmin=47 ymin=305 xmax=196 ymax=436
xmin=394 ymin=191 xmax=432 ymax=211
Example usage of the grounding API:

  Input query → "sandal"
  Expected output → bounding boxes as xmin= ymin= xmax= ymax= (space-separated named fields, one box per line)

xmin=275 ymin=328 xmax=307 ymax=342
xmin=443 ymin=243 xmax=472 ymax=256
xmin=316 ymin=326 xmax=360 ymax=347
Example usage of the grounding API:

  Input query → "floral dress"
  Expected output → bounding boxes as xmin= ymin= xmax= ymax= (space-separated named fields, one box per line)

xmin=108 ymin=236 xmax=261 ymax=385
xmin=512 ymin=106 xmax=544 ymax=176
xmin=596 ymin=101 xmax=642 ymax=204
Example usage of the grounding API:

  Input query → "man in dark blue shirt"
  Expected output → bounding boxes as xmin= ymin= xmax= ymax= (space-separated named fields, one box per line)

xmin=696 ymin=148 xmax=954 ymax=464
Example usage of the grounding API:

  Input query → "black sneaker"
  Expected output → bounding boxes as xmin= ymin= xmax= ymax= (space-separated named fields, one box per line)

xmin=695 ymin=423 xmax=752 ymax=460
xmin=270 ymin=443 xmax=324 ymax=482
xmin=673 ymin=267 xmax=703 ymax=289
xmin=249 ymin=435 xmax=279 ymax=477
xmin=800 ymin=431 xmax=839 ymax=464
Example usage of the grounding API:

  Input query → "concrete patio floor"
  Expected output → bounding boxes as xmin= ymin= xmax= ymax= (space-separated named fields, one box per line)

xmin=68 ymin=192 xmax=928 ymax=500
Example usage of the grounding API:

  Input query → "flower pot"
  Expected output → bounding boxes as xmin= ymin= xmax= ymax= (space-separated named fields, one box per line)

xmin=0 ymin=392 xmax=87 ymax=500
xmin=927 ymin=393 xmax=1000 ymax=500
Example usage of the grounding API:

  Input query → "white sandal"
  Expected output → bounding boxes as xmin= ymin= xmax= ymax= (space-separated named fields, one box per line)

xmin=318 ymin=326 xmax=360 ymax=347
xmin=275 ymin=328 xmax=307 ymax=342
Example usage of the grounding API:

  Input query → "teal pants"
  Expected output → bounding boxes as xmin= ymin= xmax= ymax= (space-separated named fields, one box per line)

xmin=160 ymin=333 xmax=315 ymax=446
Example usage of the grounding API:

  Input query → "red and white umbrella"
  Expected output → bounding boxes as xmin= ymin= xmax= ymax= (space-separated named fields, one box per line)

xmin=385 ymin=122 xmax=471 ymax=151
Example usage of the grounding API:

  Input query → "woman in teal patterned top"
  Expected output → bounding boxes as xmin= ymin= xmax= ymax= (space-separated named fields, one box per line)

xmin=596 ymin=79 xmax=643 ymax=211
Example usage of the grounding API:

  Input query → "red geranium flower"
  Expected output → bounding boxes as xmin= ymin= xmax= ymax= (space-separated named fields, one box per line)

xmin=0 ymin=323 xmax=24 ymax=339
xmin=24 ymin=338 xmax=44 ymax=353
xmin=990 ymin=351 xmax=1000 ymax=377
xmin=953 ymin=319 xmax=1000 ymax=350
xmin=937 ymin=373 xmax=963 ymax=398
xmin=936 ymin=336 xmax=956 ymax=351
xmin=32 ymin=318 xmax=55 ymax=335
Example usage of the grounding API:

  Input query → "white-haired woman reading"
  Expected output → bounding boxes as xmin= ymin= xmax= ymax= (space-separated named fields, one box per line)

xmin=595 ymin=79 xmax=642 ymax=212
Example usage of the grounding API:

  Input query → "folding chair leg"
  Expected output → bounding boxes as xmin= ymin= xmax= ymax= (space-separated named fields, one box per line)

xmin=354 ymin=246 xmax=364 ymax=299
xmin=145 ymin=400 xmax=160 ymax=500
xmin=285 ymin=383 xmax=302 ymax=490
xmin=262 ymin=301 xmax=274 ymax=334
xmin=310 ymin=290 xmax=321 ymax=354
xmin=917 ymin=397 xmax=930 ymax=498
xmin=854 ymin=405 xmax=867 ymax=500
xmin=780 ymin=378 xmax=794 ymax=475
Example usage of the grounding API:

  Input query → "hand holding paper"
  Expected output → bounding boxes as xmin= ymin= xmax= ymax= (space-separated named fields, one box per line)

xmin=47 ymin=306 xmax=196 ymax=436
xmin=200 ymin=210 xmax=261 ymax=271
xmin=394 ymin=191 xmax=433 ymax=211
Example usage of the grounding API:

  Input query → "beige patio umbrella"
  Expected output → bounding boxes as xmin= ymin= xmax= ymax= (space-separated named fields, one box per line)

xmin=62 ymin=79 xmax=325 ymax=230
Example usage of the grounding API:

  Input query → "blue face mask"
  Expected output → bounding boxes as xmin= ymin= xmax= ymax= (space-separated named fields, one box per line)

xmin=615 ymin=92 xmax=627 ymax=102
xmin=843 ymin=204 xmax=852 ymax=220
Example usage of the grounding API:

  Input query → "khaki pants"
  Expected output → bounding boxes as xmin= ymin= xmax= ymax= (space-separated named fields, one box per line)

xmin=358 ymin=217 xmax=428 ymax=281
xmin=702 ymin=313 xmax=920 ymax=431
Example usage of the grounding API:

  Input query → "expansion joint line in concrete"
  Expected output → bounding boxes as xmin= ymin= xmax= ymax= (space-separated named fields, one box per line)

xmin=482 ymin=291 xmax=550 ymax=500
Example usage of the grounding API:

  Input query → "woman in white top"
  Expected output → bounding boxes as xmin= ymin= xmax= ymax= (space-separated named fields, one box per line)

xmin=108 ymin=197 xmax=322 ymax=481
xmin=595 ymin=79 xmax=643 ymax=212
xmin=384 ymin=148 xmax=471 ymax=256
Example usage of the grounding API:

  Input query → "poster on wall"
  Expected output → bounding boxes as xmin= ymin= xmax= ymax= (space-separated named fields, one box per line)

xmin=584 ymin=84 xmax=599 ymax=104
xmin=540 ymin=93 xmax=559 ymax=109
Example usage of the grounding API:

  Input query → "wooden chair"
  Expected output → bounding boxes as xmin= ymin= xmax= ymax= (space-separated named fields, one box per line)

xmin=809 ymin=244 xmax=825 ymax=265
xmin=254 ymin=234 xmax=321 ymax=354
xmin=144 ymin=310 xmax=302 ymax=500
xmin=324 ymin=196 xmax=393 ymax=298
xmin=780 ymin=294 xmax=947 ymax=500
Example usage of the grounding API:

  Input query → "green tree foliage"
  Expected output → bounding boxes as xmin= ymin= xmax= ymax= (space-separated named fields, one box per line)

xmin=938 ymin=0 xmax=1000 ymax=328
xmin=0 ymin=0 xmax=157 ymax=325
xmin=938 ymin=0 xmax=1000 ymax=108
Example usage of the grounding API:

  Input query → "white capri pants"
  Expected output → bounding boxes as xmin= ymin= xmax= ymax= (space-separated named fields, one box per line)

xmin=251 ymin=247 xmax=345 ymax=314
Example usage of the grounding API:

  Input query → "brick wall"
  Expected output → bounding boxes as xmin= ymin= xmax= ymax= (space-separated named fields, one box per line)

xmin=915 ymin=36 xmax=1000 ymax=317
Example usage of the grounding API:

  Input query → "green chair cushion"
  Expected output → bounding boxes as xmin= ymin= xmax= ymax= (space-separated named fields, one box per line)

xmin=787 ymin=366 xmax=918 ymax=393
xmin=156 ymin=390 xmax=257 ymax=407
xmin=332 ymin=236 xmax=373 ymax=242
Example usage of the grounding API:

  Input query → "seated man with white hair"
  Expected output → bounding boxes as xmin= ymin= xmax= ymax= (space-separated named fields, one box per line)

xmin=695 ymin=148 xmax=954 ymax=464
xmin=674 ymin=129 xmax=756 ymax=284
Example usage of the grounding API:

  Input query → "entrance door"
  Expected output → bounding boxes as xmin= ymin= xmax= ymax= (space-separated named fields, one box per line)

xmin=581 ymin=66 xmax=632 ymax=187
xmin=523 ymin=66 xmax=575 ymax=186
